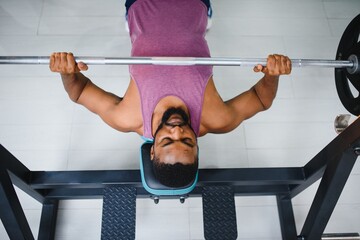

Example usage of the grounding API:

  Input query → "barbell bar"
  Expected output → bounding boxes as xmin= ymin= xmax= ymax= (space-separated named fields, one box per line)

xmin=0 ymin=56 xmax=358 ymax=73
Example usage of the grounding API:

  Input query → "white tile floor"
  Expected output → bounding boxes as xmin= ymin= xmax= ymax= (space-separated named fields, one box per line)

xmin=0 ymin=0 xmax=360 ymax=239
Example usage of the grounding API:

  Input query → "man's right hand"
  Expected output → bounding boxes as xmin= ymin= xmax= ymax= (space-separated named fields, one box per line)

xmin=50 ymin=52 xmax=90 ymax=102
xmin=49 ymin=52 xmax=88 ymax=74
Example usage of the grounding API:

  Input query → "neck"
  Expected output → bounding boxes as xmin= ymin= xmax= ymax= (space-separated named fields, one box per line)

xmin=151 ymin=96 xmax=189 ymax=136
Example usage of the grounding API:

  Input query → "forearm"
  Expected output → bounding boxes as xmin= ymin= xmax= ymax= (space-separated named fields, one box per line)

xmin=60 ymin=73 xmax=89 ymax=102
xmin=252 ymin=74 xmax=279 ymax=110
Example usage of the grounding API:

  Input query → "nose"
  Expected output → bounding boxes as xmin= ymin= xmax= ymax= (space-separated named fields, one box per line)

xmin=170 ymin=125 xmax=184 ymax=139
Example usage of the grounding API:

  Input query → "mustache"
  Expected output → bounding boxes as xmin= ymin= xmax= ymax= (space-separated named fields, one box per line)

xmin=154 ymin=107 xmax=191 ymax=138
xmin=161 ymin=107 xmax=189 ymax=125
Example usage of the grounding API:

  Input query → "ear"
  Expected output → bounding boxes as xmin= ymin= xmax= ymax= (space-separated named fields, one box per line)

xmin=150 ymin=145 xmax=155 ymax=161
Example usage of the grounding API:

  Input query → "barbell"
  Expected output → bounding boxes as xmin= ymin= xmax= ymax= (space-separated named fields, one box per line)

xmin=0 ymin=14 xmax=359 ymax=116
xmin=0 ymin=56 xmax=357 ymax=70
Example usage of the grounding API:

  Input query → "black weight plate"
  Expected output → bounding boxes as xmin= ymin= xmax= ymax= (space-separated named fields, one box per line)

xmin=335 ymin=13 xmax=360 ymax=116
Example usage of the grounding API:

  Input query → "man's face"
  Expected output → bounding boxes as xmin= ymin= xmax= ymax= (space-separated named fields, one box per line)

xmin=151 ymin=108 xmax=198 ymax=165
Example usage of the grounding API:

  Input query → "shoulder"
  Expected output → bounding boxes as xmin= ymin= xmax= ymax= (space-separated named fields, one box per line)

xmin=104 ymin=79 xmax=144 ymax=134
xmin=199 ymin=77 xmax=237 ymax=135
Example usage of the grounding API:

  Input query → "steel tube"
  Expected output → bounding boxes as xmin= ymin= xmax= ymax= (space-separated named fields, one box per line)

xmin=321 ymin=233 xmax=360 ymax=240
xmin=0 ymin=56 xmax=355 ymax=68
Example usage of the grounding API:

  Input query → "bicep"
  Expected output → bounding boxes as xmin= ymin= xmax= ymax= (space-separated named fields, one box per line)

xmin=223 ymin=88 xmax=265 ymax=129
xmin=201 ymin=80 xmax=240 ymax=134
xmin=77 ymin=81 xmax=124 ymax=128
xmin=201 ymin=77 xmax=266 ymax=135
xmin=203 ymin=89 xmax=264 ymax=134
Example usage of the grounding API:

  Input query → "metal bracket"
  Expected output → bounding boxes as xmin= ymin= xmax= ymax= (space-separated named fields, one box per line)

xmin=334 ymin=114 xmax=352 ymax=134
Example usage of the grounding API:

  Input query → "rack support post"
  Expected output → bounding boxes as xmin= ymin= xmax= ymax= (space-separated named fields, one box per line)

xmin=0 ymin=167 xmax=34 ymax=240
xmin=300 ymin=145 xmax=359 ymax=240
xmin=277 ymin=195 xmax=298 ymax=240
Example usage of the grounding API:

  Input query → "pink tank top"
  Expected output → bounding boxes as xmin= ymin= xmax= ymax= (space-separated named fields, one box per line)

xmin=128 ymin=0 xmax=213 ymax=140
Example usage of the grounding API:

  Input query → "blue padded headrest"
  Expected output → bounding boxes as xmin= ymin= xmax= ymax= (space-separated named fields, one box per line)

xmin=140 ymin=141 xmax=198 ymax=196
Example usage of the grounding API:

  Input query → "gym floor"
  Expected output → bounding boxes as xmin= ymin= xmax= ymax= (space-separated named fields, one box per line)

xmin=0 ymin=0 xmax=360 ymax=239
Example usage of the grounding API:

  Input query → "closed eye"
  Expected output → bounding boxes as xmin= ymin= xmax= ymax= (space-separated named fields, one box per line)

xmin=181 ymin=138 xmax=195 ymax=147
xmin=161 ymin=138 xmax=173 ymax=147
xmin=161 ymin=137 xmax=195 ymax=148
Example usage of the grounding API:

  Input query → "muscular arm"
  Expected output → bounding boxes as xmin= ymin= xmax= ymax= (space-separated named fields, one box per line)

xmin=51 ymin=52 xmax=126 ymax=131
xmin=225 ymin=55 xmax=291 ymax=132
xmin=201 ymin=54 xmax=291 ymax=135
xmin=61 ymin=72 xmax=122 ymax=119
xmin=223 ymin=74 xmax=279 ymax=132
xmin=60 ymin=72 xmax=90 ymax=102
xmin=251 ymin=75 xmax=279 ymax=110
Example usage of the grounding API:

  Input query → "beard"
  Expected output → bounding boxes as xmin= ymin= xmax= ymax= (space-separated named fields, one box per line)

xmin=161 ymin=107 xmax=189 ymax=126
xmin=153 ymin=107 xmax=192 ymax=138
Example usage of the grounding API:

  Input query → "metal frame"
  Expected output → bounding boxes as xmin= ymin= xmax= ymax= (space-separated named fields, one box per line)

xmin=1 ymin=117 xmax=360 ymax=240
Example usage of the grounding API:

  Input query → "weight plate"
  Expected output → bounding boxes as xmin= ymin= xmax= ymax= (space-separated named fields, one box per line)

xmin=335 ymin=13 xmax=360 ymax=116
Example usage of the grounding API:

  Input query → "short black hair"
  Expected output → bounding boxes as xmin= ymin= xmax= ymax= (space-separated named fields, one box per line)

xmin=152 ymin=156 xmax=198 ymax=188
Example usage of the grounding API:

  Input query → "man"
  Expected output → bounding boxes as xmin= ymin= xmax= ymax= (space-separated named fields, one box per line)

xmin=50 ymin=0 xmax=291 ymax=188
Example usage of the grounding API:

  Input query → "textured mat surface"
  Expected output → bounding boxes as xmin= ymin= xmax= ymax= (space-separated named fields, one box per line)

xmin=202 ymin=186 xmax=237 ymax=240
xmin=101 ymin=186 xmax=136 ymax=240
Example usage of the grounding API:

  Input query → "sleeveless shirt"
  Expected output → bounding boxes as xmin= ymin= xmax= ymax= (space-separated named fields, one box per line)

xmin=128 ymin=0 xmax=213 ymax=139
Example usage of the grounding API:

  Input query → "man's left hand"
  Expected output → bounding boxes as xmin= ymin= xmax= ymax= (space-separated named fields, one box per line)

xmin=253 ymin=54 xmax=292 ymax=76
